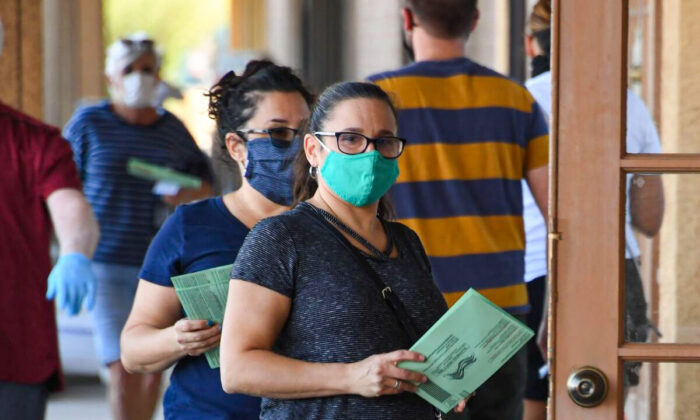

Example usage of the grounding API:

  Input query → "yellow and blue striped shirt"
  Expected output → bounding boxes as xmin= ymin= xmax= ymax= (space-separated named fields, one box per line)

xmin=369 ymin=58 xmax=549 ymax=313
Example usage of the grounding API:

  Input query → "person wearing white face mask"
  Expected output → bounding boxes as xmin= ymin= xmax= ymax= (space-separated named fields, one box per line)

xmin=62 ymin=33 xmax=214 ymax=420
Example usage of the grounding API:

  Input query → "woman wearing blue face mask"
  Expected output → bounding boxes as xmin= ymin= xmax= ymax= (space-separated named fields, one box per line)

xmin=220 ymin=82 xmax=467 ymax=419
xmin=120 ymin=60 xmax=313 ymax=419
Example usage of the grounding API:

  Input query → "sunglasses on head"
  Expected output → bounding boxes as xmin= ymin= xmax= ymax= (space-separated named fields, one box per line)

xmin=120 ymin=39 xmax=155 ymax=49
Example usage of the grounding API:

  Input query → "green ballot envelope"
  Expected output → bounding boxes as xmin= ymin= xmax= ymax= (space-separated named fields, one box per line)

xmin=127 ymin=158 xmax=202 ymax=189
xmin=398 ymin=289 xmax=534 ymax=413
xmin=171 ymin=264 xmax=233 ymax=369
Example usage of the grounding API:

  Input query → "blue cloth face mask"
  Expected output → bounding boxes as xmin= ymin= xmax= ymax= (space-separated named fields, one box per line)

xmin=316 ymin=137 xmax=399 ymax=207
xmin=244 ymin=137 xmax=299 ymax=205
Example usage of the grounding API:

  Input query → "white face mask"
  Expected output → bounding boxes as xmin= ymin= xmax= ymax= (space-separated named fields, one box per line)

xmin=112 ymin=72 xmax=157 ymax=108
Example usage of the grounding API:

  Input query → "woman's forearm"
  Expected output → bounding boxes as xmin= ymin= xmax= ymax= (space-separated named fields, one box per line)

xmin=221 ymin=349 xmax=352 ymax=398
xmin=121 ymin=324 xmax=184 ymax=373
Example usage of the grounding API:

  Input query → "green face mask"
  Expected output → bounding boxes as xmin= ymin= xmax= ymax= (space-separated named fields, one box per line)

xmin=317 ymin=141 xmax=399 ymax=207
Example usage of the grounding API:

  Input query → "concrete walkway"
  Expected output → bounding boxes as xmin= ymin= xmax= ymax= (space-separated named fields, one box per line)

xmin=46 ymin=376 xmax=164 ymax=420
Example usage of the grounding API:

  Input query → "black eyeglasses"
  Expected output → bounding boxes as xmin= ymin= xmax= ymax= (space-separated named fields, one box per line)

xmin=237 ymin=127 xmax=300 ymax=148
xmin=314 ymin=131 xmax=406 ymax=159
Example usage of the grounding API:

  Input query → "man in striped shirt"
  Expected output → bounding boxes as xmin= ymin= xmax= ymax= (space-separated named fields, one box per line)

xmin=368 ymin=1 xmax=549 ymax=418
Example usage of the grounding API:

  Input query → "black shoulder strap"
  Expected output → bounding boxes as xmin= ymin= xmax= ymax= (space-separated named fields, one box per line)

xmin=298 ymin=203 xmax=420 ymax=343
xmin=391 ymin=222 xmax=432 ymax=276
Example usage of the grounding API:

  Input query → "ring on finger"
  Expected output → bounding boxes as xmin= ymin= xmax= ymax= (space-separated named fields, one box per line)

xmin=392 ymin=379 xmax=400 ymax=390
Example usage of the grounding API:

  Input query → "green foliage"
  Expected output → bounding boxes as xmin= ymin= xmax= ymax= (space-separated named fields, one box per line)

xmin=103 ymin=0 xmax=230 ymax=83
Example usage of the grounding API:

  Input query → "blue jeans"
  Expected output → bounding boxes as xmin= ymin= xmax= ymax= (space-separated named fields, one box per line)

xmin=89 ymin=262 xmax=141 ymax=365
xmin=443 ymin=315 xmax=528 ymax=420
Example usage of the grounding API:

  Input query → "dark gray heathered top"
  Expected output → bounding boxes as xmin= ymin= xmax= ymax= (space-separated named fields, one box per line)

xmin=230 ymin=204 xmax=448 ymax=420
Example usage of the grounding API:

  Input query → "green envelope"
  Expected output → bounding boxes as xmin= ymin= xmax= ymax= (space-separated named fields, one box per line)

xmin=171 ymin=264 xmax=233 ymax=369
xmin=127 ymin=158 xmax=202 ymax=189
xmin=398 ymin=289 xmax=534 ymax=413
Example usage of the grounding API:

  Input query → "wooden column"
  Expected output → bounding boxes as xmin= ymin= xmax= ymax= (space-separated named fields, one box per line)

xmin=0 ymin=0 xmax=43 ymax=119
xmin=231 ymin=0 xmax=266 ymax=51
xmin=43 ymin=0 xmax=104 ymax=127
xmin=265 ymin=0 xmax=302 ymax=69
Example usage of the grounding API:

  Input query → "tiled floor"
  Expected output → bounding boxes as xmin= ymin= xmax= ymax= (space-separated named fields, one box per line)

xmin=46 ymin=376 xmax=164 ymax=420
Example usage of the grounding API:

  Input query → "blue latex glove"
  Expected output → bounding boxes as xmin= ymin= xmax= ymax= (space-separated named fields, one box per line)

xmin=46 ymin=253 xmax=97 ymax=316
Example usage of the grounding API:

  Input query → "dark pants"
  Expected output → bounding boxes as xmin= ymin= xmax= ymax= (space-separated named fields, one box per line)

xmin=625 ymin=259 xmax=649 ymax=387
xmin=524 ymin=276 xmax=548 ymax=401
xmin=443 ymin=315 xmax=528 ymax=420
xmin=0 ymin=380 xmax=49 ymax=420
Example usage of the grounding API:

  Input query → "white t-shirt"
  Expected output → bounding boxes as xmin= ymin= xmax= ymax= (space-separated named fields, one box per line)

xmin=522 ymin=71 xmax=661 ymax=282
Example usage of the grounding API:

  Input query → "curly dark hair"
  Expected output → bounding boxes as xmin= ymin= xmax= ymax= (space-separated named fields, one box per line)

xmin=205 ymin=60 xmax=315 ymax=158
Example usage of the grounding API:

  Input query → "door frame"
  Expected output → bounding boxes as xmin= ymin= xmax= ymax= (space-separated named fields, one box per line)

xmin=550 ymin=0 xmax=700 ymax=418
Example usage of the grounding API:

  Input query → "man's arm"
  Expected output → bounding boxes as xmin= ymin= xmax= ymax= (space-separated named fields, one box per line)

xmin=163 ymin=126 xmax=216 ymax=206
xmin=45 ymin=188 xmax=100 ymax=315
xmin=629 ymin=174 xmax=664 ymax=237
xmin=628 ymin=91 xmax=664 ymax=238
xmin=46 ymin=188 xmax=99 ymax=257
xmin=526 ymin=165 xmax=549 ymax=218
xmin=526 ymin=165 xmax=550 ymax=360
xmin=162 ymin=182 xmax=214 ymax=207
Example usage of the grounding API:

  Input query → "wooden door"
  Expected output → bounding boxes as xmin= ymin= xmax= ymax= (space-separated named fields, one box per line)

xmin=550 ymin=0 xmax=700 ymax=418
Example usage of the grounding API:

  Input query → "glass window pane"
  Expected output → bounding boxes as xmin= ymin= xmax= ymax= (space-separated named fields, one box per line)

xmin=624 ymin=361 xmax=700 ymax=420
xmin=626 ymin=0 xmax=700 ymax=154
xmin=625 ymin=173 xmax=700 ymax=344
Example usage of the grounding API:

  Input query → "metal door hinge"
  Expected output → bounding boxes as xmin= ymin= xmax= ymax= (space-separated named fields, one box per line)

xmin=548 ymin=232 xmax=562 ymax=241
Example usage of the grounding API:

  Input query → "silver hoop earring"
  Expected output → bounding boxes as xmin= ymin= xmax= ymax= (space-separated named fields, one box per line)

xmin=309 ymin=166 xmax=318 ymax=179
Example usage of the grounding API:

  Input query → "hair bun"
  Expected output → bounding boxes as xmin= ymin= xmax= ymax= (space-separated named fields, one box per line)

xmin=242 ymin=60 xmax=276 ymax=78
xmin=206 ymin=70 xmax=240 ymax=121
xmin=206 ymin=61 xmax=280 ymax=121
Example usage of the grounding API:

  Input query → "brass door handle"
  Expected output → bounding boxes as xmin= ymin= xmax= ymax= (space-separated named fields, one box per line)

xmin=567 ymin=366 xmax=608 ymax=407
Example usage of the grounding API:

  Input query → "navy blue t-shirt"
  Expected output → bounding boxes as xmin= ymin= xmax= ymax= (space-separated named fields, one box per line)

xmin=139 ymin=197 xmax=260 ymax=420
xmin=64 ymin=101 xmax=213 ymax=266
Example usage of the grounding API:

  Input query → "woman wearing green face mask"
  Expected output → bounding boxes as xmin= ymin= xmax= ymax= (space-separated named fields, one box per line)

xmin=220 ymin=82 xmax=467 ymax=419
